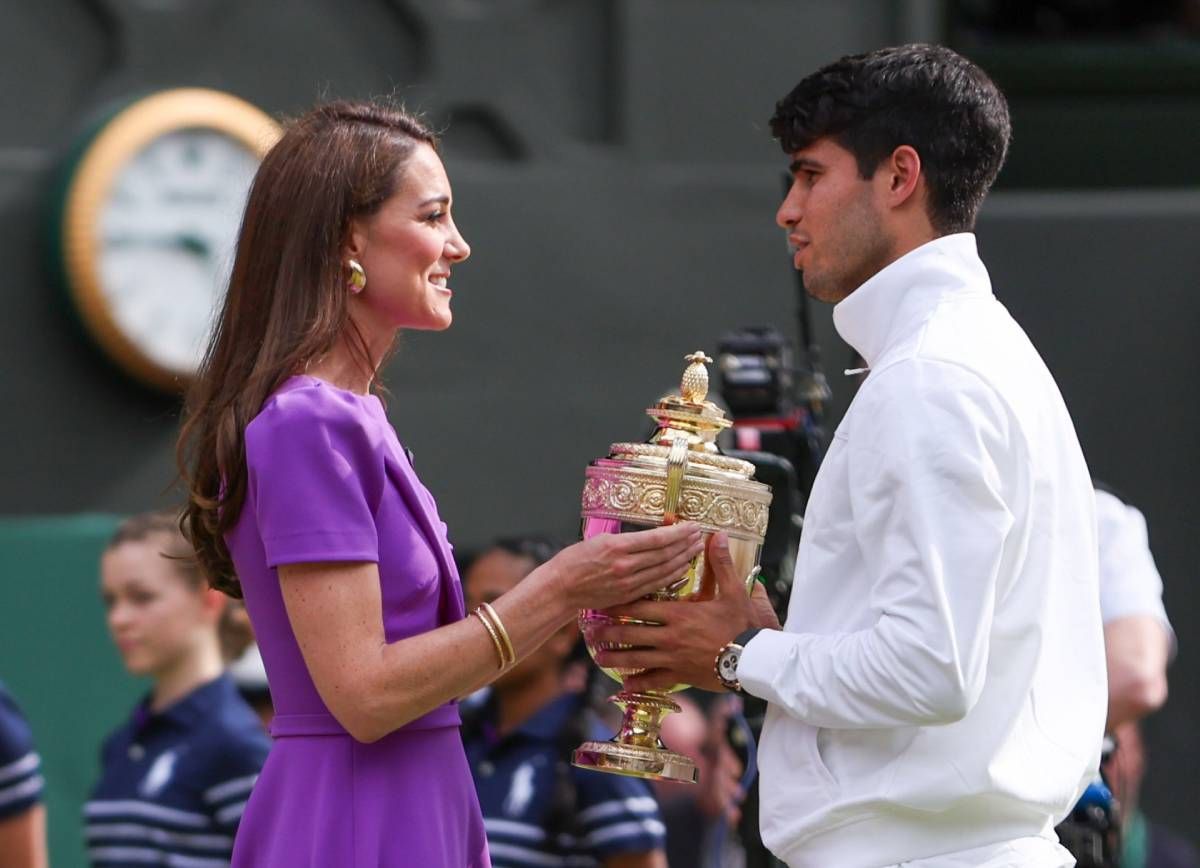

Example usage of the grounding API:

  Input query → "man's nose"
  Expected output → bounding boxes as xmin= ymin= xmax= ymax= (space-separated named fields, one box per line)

xmin=776 ymin=183 xmax=803 ymax=229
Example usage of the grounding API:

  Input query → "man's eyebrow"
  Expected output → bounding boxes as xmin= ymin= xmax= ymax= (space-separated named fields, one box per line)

xmin=789 ymin=157 xmax=824 ymax=174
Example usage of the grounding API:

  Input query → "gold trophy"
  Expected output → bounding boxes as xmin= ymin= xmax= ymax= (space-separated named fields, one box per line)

xmin=573 ymin=351 xmax=772 ymax=783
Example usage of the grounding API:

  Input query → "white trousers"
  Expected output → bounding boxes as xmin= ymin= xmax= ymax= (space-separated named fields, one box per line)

xmin=887 ymin=836 xmax=1074 ymax=868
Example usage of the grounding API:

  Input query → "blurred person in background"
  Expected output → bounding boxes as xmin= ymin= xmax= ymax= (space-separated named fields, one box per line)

xmin=84 ymin=511 xmax=270 ymax=868
xmin=1104 ymin=722 xmax=1199 ymax=868
xmin=461 ymin=537 xmax=668 ymax=868
xmin=222 ymin=601 xmax=275 ymax=730
xmin=175 ymin=100 xmax=701 ymax=867
xmin=1093 ymin=485 xmax=1174 ymax=732
xmin=654 ymin=693 xmax=748 ymax=868
xmin=1058 ymin=483 xmax=1179 ymax=864
xmin=0 ymin=682 xmax=47 ymax=868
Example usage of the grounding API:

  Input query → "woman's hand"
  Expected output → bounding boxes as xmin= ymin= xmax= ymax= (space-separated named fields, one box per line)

xmin=586 ymin=532 xmax=778 ymax=693
xmin=539 ymin=522 xmax=704 ymax=613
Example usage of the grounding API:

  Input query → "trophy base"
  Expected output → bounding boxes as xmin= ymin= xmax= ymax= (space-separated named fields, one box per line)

xmin=573 ymin=740 xmax=698 ymax=784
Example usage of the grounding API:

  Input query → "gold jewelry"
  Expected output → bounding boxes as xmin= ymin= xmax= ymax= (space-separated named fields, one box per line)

xmin=479 ymin=602 xmax=516 ymax=667
xmin=472 ymin=608 xmax=507 ymax=670
xmin=347 ymin=259 xmax=366 ymax=293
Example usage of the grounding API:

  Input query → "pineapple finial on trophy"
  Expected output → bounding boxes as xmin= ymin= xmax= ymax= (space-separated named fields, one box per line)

xmin=680 ymin=351 xmax=713 ymax=404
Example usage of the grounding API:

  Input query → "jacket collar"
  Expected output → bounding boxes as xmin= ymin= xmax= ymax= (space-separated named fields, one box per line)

xmin=832 ymin=233 xmax=992 ymax=368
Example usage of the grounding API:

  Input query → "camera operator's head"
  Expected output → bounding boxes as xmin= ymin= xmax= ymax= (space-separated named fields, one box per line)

xmin=772 ymin=43 xmax=1011 ymax=303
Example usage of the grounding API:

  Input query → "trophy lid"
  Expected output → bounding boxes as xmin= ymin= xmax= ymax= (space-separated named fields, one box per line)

xmin=585 ymin=350 xmax=770 ymax=539
xmin=644 ymin=351 xmax=731 ymax=454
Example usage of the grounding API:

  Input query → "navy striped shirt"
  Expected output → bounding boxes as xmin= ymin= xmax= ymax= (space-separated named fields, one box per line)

xmin=465 ymin=692 xmax=666 ymax=868
xmin=84 ymin=674 xmax=270 ymax=867
xmin=0 ymin=682 xmax=43 ymax=821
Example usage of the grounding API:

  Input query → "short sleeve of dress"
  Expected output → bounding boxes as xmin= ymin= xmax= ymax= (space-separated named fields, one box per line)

xmin=245 ymin=384 xmax=384 ymax=567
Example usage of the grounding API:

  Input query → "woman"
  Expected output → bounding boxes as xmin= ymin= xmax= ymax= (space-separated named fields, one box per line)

xmin=176 ymin=101 xmax=701 ymax=867
xmin=86 ymin=511 xmax=270 ymax=868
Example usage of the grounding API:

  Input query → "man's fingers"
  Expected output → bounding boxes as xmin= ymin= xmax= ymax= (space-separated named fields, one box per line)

xmin=602 ymin=599 xmax=676 ymax=622
xmin=588 ymin=622 xmax=663 ymax=649
xmin=596 ymin=647 xmax=670 ymax=672
xmin=621 ymin=668 xmax=676 ymax=693
xmin=707 ymin=531 xmax=745 ymax=598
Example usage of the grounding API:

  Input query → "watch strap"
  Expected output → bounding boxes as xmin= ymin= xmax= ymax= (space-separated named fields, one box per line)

xmin=735 ymin=627 xmax=763 ymax=648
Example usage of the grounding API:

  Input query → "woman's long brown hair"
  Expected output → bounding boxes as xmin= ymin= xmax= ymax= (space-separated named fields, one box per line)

xmin=177 ymin=101 xmax=438 ymax=597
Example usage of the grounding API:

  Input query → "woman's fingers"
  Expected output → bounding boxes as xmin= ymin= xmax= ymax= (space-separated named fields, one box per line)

xmin=616 ymin=529 xmax=702 ymax=578
xmin=626 ymin=544 xmax=701 ymax=598
xmin=616 ymin=521 xmax=701 ymax=553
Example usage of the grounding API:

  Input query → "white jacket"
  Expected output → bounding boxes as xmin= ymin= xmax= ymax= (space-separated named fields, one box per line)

xmin=739 ymin=234 xmax=1106 ymax=868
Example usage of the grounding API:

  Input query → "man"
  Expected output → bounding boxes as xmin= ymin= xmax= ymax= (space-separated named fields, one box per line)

xmin=461 ymin=537 xmax=668 ymax=868
xmin=589 ymin=44 xmax=1106 ymax=867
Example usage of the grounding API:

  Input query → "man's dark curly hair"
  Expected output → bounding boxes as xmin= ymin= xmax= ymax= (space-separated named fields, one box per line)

xmin=770 ymin=44 xmax=1011 ymax=234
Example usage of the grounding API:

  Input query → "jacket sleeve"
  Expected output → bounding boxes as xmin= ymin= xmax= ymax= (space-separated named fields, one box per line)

xmin=738 ymin=359 xmax=1020 ymax=729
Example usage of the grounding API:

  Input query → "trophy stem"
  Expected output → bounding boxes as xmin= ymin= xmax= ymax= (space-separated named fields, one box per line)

xmin=572 ymin=691 xmax=698 ymax=784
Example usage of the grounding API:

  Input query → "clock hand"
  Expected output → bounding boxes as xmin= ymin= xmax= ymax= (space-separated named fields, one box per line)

xmin=175 ymin=233 xmax=212 ymax=260
xmin=105 ymin=233 xmax=212 ymax=260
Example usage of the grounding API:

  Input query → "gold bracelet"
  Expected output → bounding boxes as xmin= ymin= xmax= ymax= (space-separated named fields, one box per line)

xmin=472 ymin=609 xmax=507 ymax=670
xmin=479 ymin=601 xmax=516 ymax=668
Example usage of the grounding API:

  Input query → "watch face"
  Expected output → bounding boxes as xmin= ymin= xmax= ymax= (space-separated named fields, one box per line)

xmin=98 ymin=129 xmax=259 ymax=377
xmin=718 ymin=646 xmax=741 ymax=683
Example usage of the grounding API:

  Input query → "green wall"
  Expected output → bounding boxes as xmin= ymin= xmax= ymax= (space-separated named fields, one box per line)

xmin=1 ymin=516 xmax=142 ymax=868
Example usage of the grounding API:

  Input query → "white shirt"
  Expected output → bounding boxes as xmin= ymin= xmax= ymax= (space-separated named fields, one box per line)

xmin=1094 ymin=488 xmax=1173 ymax=634
xmin=738 ymin=234 xmax=1106 ymax=868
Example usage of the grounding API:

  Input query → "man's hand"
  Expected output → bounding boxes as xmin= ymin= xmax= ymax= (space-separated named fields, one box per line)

xmin=588 ymin=532 xmax=781 ymax=693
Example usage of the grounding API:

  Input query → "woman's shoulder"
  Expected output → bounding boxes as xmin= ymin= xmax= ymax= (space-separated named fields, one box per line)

xmin=245 ymin=376 xmax=389 ymax=454
xmin=252 ymin=375 xmax=378 ymax=429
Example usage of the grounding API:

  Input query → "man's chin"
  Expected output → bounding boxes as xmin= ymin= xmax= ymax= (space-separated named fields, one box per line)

xmin=802 ymin=273 xmax=841 ymax=304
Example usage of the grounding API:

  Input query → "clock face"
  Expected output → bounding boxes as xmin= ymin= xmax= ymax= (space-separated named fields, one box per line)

xmin=55 ymin=88 xmax=279 ymax=392
xmin=98 ymin=129 xmax=260 ymax=377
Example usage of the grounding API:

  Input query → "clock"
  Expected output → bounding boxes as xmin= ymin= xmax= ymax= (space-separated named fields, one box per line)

xmin=50 ymin=88 xmax=280 ymax=392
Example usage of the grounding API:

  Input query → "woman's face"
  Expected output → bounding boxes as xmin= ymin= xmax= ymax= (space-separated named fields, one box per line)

xmin=100 ymin=536 xmax=214 ymax=678
xmin=349 ymin=142 xmax=471 ymax=335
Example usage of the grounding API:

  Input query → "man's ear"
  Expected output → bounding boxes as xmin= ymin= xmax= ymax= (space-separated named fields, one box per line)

xmin=882 ymin=145 xmax=923 ymax=209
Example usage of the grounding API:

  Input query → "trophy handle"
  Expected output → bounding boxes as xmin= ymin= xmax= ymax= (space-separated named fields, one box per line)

xmin=662 ymin=436 xmax=690 ymax=524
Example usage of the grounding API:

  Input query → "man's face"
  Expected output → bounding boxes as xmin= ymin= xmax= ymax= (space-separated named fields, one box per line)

xmin=775 ymin=137 xmax=895 ymax=304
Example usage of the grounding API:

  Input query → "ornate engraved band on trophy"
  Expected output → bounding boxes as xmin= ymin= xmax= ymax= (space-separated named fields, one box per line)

xmin=574 ymin=351 xmax=773 ymax=783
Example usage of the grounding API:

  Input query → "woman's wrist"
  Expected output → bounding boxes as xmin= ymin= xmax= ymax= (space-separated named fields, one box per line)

xmin=523 ymin=561 xmax=576 ymax=625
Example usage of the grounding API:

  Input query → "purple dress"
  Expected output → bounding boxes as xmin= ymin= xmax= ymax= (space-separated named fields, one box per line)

xmin=225 ymin=375 xmax=490 ymax=867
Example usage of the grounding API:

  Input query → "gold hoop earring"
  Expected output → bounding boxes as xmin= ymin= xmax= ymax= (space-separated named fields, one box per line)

xmin=347 ymin=259 xmax=366 ymax=293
